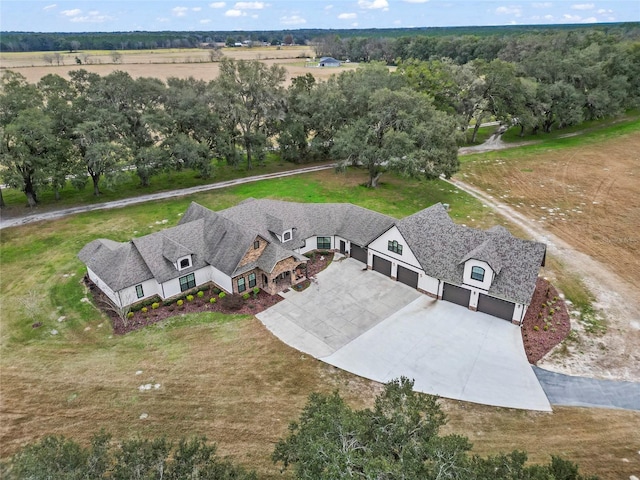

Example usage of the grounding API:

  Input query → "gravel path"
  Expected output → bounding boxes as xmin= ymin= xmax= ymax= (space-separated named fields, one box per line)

xmin=444 ymin=176 xmax=640 ymax=382
xmin=0 ymin=164 xmax=334 ymax=230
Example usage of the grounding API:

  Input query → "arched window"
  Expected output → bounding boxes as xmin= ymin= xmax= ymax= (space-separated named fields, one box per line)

xmin=471 ymin=266 xmax=485 ymax=282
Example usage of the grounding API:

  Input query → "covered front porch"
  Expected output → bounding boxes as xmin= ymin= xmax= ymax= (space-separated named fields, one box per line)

xmin=261 ymin=257 xmax=308 ymax=295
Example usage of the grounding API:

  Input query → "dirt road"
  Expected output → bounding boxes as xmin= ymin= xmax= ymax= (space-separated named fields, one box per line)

xmin=0 ymin=164 xmax=334 ymax=230
xmin=445 ymin=176 xmax=640 ymax=382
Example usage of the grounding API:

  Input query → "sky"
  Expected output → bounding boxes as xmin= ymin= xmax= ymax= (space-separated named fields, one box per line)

xmin=1 ymin=0 xmax=638 ymax=32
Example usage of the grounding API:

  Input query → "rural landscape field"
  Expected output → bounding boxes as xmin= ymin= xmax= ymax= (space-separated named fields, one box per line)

xmin=1 ymin=18 xmax=640 ymax=480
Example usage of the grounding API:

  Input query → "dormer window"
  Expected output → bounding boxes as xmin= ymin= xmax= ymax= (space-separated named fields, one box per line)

xmin=177 ymin=255 xmax=192 ymax=271
xmin=471 ymin=266 xmax=485 ymax=282
xmin=283 ymin=230 xmax=292 ymax=242
xmin=254 ymin=240 xmax=260 ymax=249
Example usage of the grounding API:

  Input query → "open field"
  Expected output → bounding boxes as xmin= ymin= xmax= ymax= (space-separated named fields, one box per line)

xmin=1 ymin=168 xmax=638 ymax=479
xmin=0 ymin=47 xmax=359 ymax=84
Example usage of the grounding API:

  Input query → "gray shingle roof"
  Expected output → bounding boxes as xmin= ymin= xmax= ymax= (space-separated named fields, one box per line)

xmin=79 ymin=199 xmax=545 ymax=307
xmin=396 ymin=203 xmax=545 ymax=304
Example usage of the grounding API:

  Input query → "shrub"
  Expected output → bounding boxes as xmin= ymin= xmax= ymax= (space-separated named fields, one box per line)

xmin=253 ymin=287 xmax=260 ymax=295
xmin=186 ymin=294 xmax=194 ymax=302
xmin=141 ymin=307 xmax=148 ymax=314
xmin=197 ymin=291 xmax=204 ymax=298
xmin=549 ymin=308 xmax=555 ymax=315
xmin=151 ymin=302 xmax=160 ymax=310
xmin=533 ymin=325 xmax=539 ymax=331
xmin=127 ymin=312 xmax=134 ymax=319
xmin=543 ymin=325 xmax=549 ymax=331
xmin=219 ymin=292 xmax=226 ymax=299
xmin=209 ymin=297 xmax=216 ymax=304
xmin=177 ymin=299 xmax=184 ymax=307
xmin=213 ymin=287 xmax=221 ymax=295
xmin=242 ymin=293 xmax=250 ymax=300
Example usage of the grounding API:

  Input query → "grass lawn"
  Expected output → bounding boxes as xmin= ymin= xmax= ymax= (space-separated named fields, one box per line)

xmin=1 ymin=168 xmax=638 ymax=479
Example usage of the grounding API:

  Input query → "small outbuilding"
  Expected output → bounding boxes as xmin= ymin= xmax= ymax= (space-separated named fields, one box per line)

xmin=318 ymin=56 xmax=341 ymax=67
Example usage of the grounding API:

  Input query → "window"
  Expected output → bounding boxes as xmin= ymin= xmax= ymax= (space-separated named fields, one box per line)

xmin=179 ymin=273 xmax=196 ymax=292
xmin=388 ymin=240 xmax=403 ymax=255
xmin=471 ymin=266 xmax=485 ymax=282
xmin=317 ymin=236 xmax=331 ymax=249
xmin=248 ymin=273 xmax=256 ymax=288
xmin=179 ymin=257 xmax=191 ymax=269
xmin=135 ymin=284 xmax=144 ymax=299
xmin=237 ymin=277 xmax=246 ymax=292
xmin=254 ymin=240 xmax=260 ymax=249
xmin=283 ymin=231 xmax=292 ymax=242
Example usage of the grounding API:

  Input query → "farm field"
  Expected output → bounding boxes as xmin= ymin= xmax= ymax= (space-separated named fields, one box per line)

xmin=458 ymin=121 xmax=640 ymax=381
xmin=0 ymin=46 xmax=359 ymax=84
xmin=1 ymin=168 xmax=639 ymax=479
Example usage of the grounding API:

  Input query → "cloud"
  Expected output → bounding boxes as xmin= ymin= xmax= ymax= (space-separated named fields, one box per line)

xmin=563 ymin=13 xmax=581 ymax=21
xmin=225 ymin=9 xmax=245 ymax=16
xmin=571 ymin=3 xmax=594 ymax=9
xmin=352 ymin=22 xmax=359 ymax=27
xmin=172 ymin=6 xmax=189 ymax=16
xmin=157 ymin=17 xmax=170 ymax=22
xmin=597 ymin=8 xmax=613 ymax=14
xmin=338 ymin=12 xmax=357 ymax=19
xmin=281 ymin=15 xmax=306 ymax=25
xmin=325 ymin=4 xmax=334 ymax=10
xmin=582 ymin=16 xmax=597 ymax=22
xmin=495 ymin=6 xmax=522 ymax=16
xmin=67 ymin=10 xmax=113 ymax=23
xmin=192 ymin=7 xmax=202 ymax=11
xmin=61 ymin=8 xmax=81 ymax=16
xmin=532 ymin=2 xmax=551 ymax=7
xmin=209 ymin=2 xmax=226 ymax=7
xmin=403 ymin=0 xmax=429 ymax=3
xmin=200 ymin=18 xmax=211 ymax=23
xmin=43 ymin=4 xmax=57 ymax=10
xmin=234 ymin=1 xmax=265 ymax=8
xmin=358 ymin=0 xmax=389 ymax=9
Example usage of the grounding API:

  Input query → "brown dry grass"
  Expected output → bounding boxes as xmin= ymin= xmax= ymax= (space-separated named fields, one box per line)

xmin=460 ymin=131 xmax=640 ymax=290
xmin=0 ymin=47 xmax=358 ymax=85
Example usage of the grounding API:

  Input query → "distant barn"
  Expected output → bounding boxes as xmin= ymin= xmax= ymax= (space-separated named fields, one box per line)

xmin=318 ymin=57 xmax=341 ymax=67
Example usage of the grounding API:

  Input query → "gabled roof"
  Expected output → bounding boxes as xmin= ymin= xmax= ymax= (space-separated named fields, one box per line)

xmin=78 ymin=239 xmax=153 ymax=292
xmin=396 ymin=203 xmax=545 ymax=304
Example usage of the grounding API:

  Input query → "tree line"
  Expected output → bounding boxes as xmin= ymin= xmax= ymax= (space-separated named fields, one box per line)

xmin=1 ymin=379 xmax=599 ymax=479
xmin=2 ymin=25 xmax=639 ymax=207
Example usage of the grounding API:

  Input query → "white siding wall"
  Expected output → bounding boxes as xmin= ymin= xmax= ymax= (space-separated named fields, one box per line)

xmin=298 ymin=235 xmax=333 ymax=254
xmin=210 ymin=265 xmax=233 ymax=293
xmin=418 ymin=274 xmax=439 ymax=296
xmin=118 ymin=278 xmax=160 ymax=307
xmin=367 ymin=226 xmax=422 ymax=270
xmin=462 ymin=259 xmax=494 ymax=290
xmin=513 ymin=303 xmax=526 ymax=323
xmin=87 ymin=267 xmax=120 ymax=307
xmin=161 ymin=266 xmax=213 ymax=299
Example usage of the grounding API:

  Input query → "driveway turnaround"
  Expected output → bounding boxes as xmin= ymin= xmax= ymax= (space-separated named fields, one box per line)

xmin=257 ymin=258 xmax=551 ymax=411
xmin=533 ymin=366 xmax=640 ymax=411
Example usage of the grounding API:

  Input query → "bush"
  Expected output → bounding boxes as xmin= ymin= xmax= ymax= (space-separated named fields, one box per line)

xmin=543 ymin=325 xmax=549 ymax=331
xmin=127 ymin=312 xmax=134 ymax=319
xmin=533 ymin=325 xmax=539 ymax=331
xmin=219 ymin=292 xmax=226 ymax=299
xmin=177 ymin=299 xmax=184 ymax=307
xmin=141 ymin=307 xmax=148 ymax=314
xmin=213 ymin=287 xmax=221 ymax=295
xmin=242 ymin=293 xmax=250 ymax=300
xmin=186 ymin=294 xmax=194 ymax=302
xmin=151 ymin=302 xmax=160 ymax=310
xmin=209 ymin=297 xmax=216 ymax=304
xmin=197 ymin=291 xmax=204 ymax=298
xmin=253 ymin=287 xmax=260 ymax=295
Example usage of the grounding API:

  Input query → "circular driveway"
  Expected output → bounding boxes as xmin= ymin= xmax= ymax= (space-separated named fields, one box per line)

xmin=257 ymin=258 xmax=551 ymax=411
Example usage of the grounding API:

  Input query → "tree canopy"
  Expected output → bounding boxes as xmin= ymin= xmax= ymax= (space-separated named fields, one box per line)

xmin=273 ymin=377 xmax=599 ymax=480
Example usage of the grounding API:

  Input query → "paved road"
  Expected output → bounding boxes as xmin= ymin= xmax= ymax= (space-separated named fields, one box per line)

xmin=0 ymin=164 xmax=334 ymax=230
xmin=533 ymin=366 xmax=640 ymax=411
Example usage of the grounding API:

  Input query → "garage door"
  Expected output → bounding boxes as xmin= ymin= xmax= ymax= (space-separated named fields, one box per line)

xmin=372 ymin=255 xmax=392 ymax=277
xmin=477 ymin=294 xmax=515 ymax=321
xmin=350 ymin=244 xmax=367 ymax=264
xmin=442 ymin=283 xmax=471 ymax=307
xmin=397 ymin=265 xmax=418 ymax=289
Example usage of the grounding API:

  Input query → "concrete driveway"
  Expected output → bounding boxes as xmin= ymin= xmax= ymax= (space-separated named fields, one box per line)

xmin=257 ymin=258 xmax=551 ymax=411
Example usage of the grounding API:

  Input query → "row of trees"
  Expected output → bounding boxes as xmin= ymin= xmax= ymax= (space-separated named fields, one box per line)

xmin=2 ymin=379 xmax=598 ymax=479
xmin=0 ymin=61 xmax=460 ymax=206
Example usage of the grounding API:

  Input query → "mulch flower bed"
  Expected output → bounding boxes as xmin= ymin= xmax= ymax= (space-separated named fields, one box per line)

xmin=85 ymin=252 xmax=335 ymax=335
xmin=520 ymin=277 xmax=571 ymax=364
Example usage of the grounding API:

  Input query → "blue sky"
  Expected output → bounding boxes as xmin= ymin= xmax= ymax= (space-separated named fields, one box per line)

xmin=1 ymin=1 xmax=638 ymax=32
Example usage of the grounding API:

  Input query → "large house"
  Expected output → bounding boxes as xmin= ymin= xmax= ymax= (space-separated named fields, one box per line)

xmin=79 ymin=200 xmax=546 ymax=324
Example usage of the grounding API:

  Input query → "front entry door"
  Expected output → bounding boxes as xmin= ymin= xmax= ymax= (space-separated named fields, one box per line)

xmin=340 ymin=240 xmax=346 ymax=254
